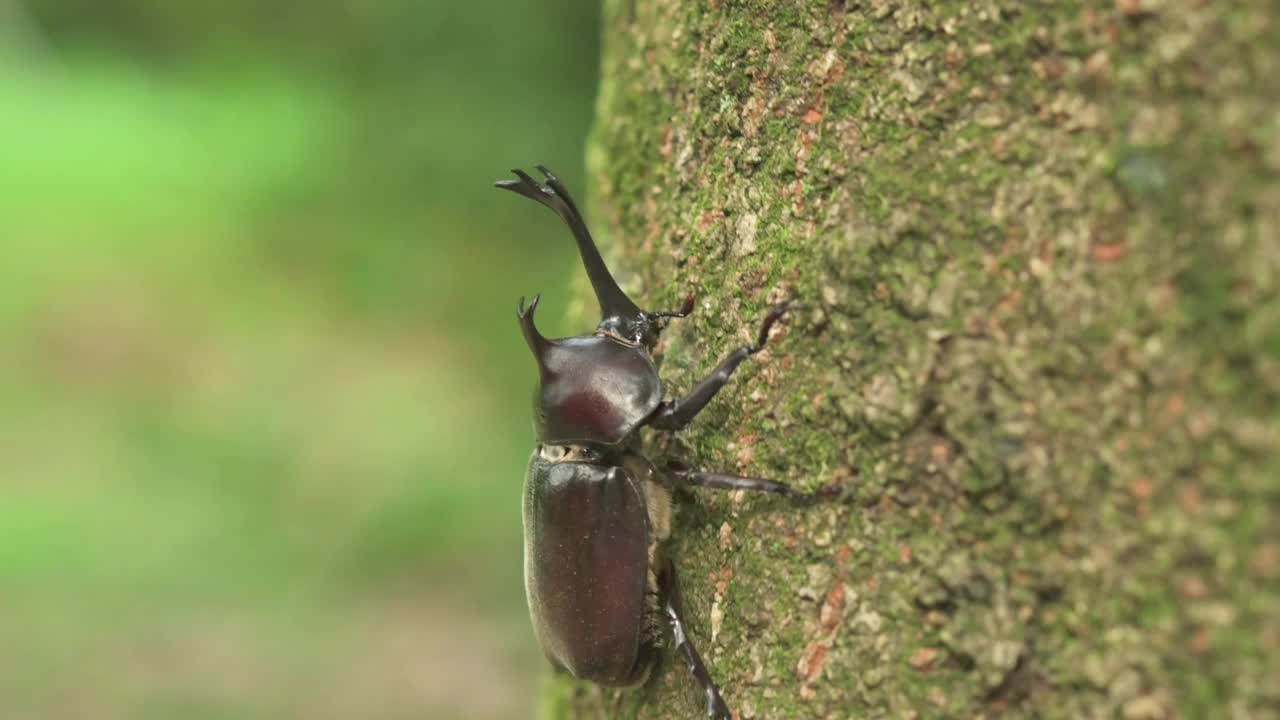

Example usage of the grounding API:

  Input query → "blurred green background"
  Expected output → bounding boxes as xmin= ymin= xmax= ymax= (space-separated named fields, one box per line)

xmin=1 ymin=3 xmax=599 ymax=718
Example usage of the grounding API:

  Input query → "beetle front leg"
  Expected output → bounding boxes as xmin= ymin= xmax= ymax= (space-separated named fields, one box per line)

xmin=673 ymin=469 xmax=843 ymax=505
xmin=647 ymin=292 xmax=696 ymax=322
xmin=660 ymin=560 xmax=731 ymax=720
xmin=648 ymin=302 xmax=793 ymax=431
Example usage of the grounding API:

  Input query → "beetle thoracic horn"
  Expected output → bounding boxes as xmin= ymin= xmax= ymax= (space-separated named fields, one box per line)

xmin=496 ymin=166 xmax=643 ymax=323
xmin=517 ymin=294 xmax=554 ymax=372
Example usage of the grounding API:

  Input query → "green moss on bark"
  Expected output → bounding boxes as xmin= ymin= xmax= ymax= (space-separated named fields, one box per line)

xmin=550 ymin=0 xmax=1279 ymax=717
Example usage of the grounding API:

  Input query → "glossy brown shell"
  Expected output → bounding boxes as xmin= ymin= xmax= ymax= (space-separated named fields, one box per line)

xmin=522 ymin=453 xmax=651 ymax=686
xmin=534 ymin=335 xmax=662 ymax=445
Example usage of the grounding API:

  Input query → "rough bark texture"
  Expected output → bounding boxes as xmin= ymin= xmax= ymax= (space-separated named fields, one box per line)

xmin=542 ymin=1 xmax=1278 ymax=718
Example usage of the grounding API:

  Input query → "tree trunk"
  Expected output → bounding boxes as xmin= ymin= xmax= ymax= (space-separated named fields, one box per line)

xmin=544 ymin=1 xmax=1278 ymax=717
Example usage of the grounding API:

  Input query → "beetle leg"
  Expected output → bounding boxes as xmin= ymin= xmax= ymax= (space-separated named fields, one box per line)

xmin=673 ymin=469 xmax=843 ymax=505
xmin=647 ymin=292 xmax=696 ymax=321
xmin=648 ymin=302 xmax=793 ymax=431
xmin=660 ymin=561 xmax=732 ymax=720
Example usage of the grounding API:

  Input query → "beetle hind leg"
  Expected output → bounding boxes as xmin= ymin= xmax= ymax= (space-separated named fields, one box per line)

xmin=659 ymin=560 xmax=731 ymax=720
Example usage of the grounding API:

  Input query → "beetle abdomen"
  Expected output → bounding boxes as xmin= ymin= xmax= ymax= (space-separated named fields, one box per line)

xmin=523 ymin=453 xmax=652 ymax=686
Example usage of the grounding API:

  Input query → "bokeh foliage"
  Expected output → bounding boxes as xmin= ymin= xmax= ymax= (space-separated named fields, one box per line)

xmin=1 ymin=3 xmax=599 ymax=718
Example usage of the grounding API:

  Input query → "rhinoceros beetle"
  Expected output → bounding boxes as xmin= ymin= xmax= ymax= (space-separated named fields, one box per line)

xmin=497 ymin=166 xmax=836 ymax=719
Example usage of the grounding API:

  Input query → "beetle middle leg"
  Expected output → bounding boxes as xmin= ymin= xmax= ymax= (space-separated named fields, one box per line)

xmin=648 ymin=302 xmax=793 ymax=431
xmin=659 ymin=559 xmax=731 ymax=720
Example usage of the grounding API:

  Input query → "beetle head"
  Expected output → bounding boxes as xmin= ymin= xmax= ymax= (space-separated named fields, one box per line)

xmin=497 ymin=166 xmax=655 ymax=346
xmin=516 ymin=292 xmax=655 ymax=372
xmin=595 ymin=312 xmax=662 ymax=349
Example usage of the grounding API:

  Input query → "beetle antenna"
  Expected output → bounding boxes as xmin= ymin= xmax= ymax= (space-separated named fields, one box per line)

xmin=497 ymin=166 xmax=643 ymax=323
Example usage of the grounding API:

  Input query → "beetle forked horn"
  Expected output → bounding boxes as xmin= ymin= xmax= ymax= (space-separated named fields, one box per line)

xmin=517 ymin=294 xmax=553 ymax=370
xmin=496 ymin=166 xmax=643 ymax=323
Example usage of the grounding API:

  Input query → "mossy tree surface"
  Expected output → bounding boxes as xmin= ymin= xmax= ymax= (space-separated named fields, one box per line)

xmin=544 ymin=1 xmax=1278 ymax=718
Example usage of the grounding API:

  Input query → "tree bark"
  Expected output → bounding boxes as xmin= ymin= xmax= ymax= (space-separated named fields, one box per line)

xmin=544 ymin=1 xmax=1278 ymax=717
